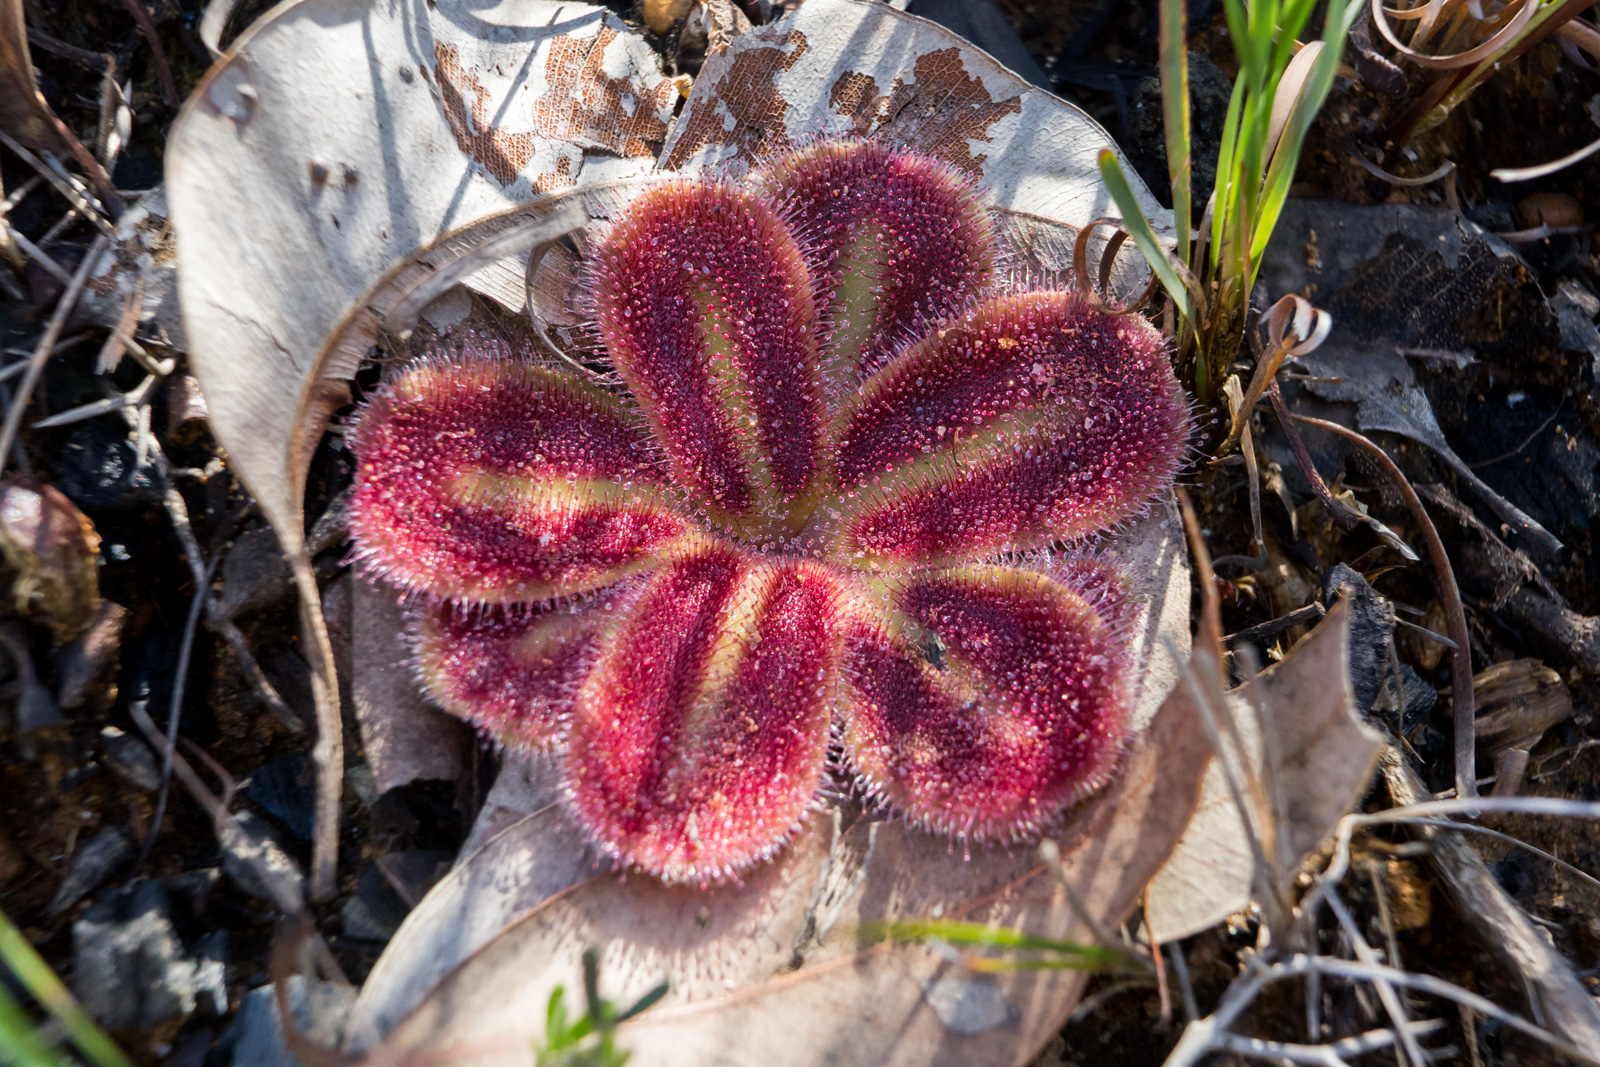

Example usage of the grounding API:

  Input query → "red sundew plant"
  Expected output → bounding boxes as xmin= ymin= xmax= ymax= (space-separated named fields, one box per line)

xmin=349 ymin=140 xmax=1190 ymax=885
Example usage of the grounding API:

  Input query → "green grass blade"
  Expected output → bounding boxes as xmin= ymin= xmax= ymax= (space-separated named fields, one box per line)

xmin=1222 ymin=0 xmax=1254 ymax=77
xmin=1251 ymin=1 xmax=1355 ymax=266
xmin=1096 ymin=151 xmax=1194 ymax=322
xmin=870 ymin=919 xmax=1139 ymax=973
xmin=1270 ymin=0 xmax=1319 ymax=70
xmin=1245 ymin=0 xmax=1279 ymax=93
xmin=1209 ymin=78 xmax=1247 ymax=272
xmin=1159 ymin=0 xmax=1192 ymax=268
xmin=0 ymin=985 xmax=71 ymax=1067
xmin=0 ymin=910 xmax=131 ymax=1067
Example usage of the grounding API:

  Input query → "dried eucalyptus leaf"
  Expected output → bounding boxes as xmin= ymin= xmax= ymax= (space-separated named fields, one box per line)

xmin=1145 ymin=603 xmax=1380 ymax=942
xmin=662 ymin=0 xmax=1170 ymax=295
xmin=168 ymin=0 xmax=674 ymax=542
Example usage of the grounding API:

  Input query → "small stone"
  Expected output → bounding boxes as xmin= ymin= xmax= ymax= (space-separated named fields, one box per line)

xmin=58 ymin=602 xmax=128 ymax=711
xmin=223 ymin=975 xmax=355 ymax=1067
xmin=920 ymin=975 xmax=1011 ymax=1034
xmin=71 ymin=879 xmax=228 ymax=1030
xmin=218 ymin=526 xmax=293 ymax=619
xmin=99 ymin=725 xmax=161 ymax=791
xmin=242 ymin=754 xmax=316 ymax=840
xmin=219 ymin=811 xmax=305 ymax=908
xmin=339 ymin=864 xmax=410 ymax=942
xmin=373 ymin=848 xmax=452 ymax=907
xmin=48 ymin=826 xmax=134 ymax=917
xmin=0 ymin=476 xmax=101 ymax=640
xmin=1515 ymin=190 xmax=1584 ymax=230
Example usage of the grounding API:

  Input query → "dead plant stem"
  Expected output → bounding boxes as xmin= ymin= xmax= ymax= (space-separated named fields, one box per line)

xmin=0 ymin=235 xmax=107 ymax=474
xmin=1288 ymin=414 xmax=1476 ymax=799
xmin=134 ymin=553 xmax=219 ymax=874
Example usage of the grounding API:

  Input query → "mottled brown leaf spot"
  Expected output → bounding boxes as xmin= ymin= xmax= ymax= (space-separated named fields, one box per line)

xmin=435 ymin=43 xmax=537 ymax=186
xmin=660 ymin=27 xmax=808 ymax=170
xmin=533 ymin=27 xmax=675 ymax=158
xmin=833 ymin=49 xmax=1023 ymax=178
xmin=436 ymin=31 xmax=671 ymax=191
xmin=826 ymin=71 xmax=882 ymax=137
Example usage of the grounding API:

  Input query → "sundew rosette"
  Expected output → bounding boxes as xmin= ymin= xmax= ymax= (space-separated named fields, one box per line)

xmin=349 ymin=140 xmax=1190 ymax=885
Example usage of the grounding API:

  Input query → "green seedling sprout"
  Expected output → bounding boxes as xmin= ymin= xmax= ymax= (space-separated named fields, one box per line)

xmin=0 ymin=909 xmax=131 ymax=1067
xmin=1099 ymin=0 xmax=1362 ymax=414
xmin=533 ymin=949 xmax=668 ymax=1067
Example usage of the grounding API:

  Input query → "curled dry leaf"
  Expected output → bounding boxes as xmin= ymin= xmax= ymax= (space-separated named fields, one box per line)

xmin=0 ymin=475 xmax=102 ymax=642
xmin=1145 ymin=602 xmax=1382 ymax=943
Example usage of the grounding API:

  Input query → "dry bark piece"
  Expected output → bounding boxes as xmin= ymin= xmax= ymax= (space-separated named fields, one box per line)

xmin=0 ymin=475 xmax=102 ymax=641
xmin=47 ymin=827 xmax=135 ymax=917
xmin=1145 ymin=602 xmax=1381 ymax=943
xmin=166 ymin=374 xmax=209 ymax=441
xmin=1496 ymin=587 xmax=1600 ymax=675
xmin=1459 ymin=659 xmax=1573 ymax=797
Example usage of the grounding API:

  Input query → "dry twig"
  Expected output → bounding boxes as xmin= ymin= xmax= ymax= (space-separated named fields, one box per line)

xmin=1289 ymin=414 xmax=1477 ymax=799
xmin=0 ymin=235 xmax=109 ymax=472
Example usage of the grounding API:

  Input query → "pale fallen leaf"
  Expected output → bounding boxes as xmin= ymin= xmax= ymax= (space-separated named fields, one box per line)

xmin=353 ymin=514 xmax=1200 ymax=1067
xmin=166 ymin=0 xmax=678 ymax=897
xmin=1145 ymin=602 xmax=1382 ymax=943
xmin=168 ymin=0 xmax=675 ymax=547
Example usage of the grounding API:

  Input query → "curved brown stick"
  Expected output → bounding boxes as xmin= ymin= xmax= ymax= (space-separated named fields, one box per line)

xmin=1290 ymin=415 xmax=1476 ymax=799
